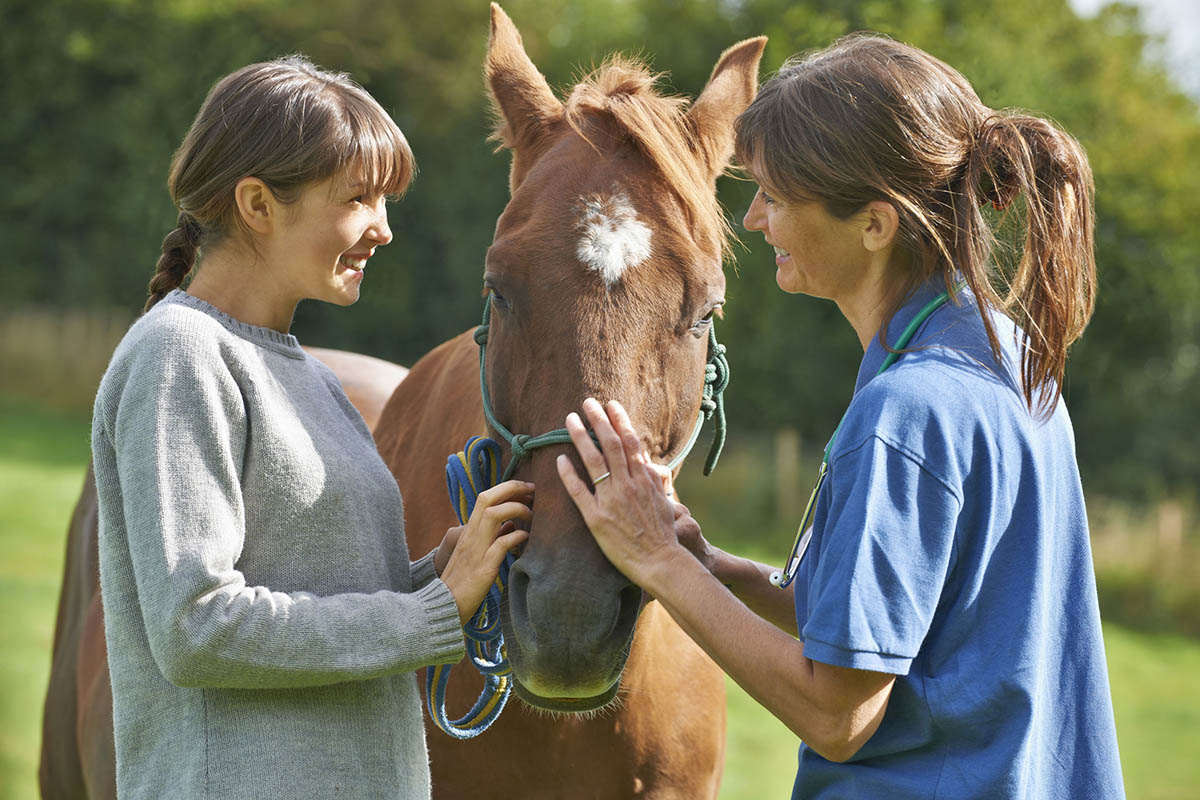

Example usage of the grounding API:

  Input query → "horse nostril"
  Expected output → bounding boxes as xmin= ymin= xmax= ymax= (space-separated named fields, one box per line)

xmin=506 ymin=563 xmax=535 ymax=646
xmin=614 ymin=583 xmax=643 ymax=637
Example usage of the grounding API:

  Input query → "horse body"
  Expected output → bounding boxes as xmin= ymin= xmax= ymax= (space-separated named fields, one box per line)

xmin=39 ymin=464 xmax=114 ymax=800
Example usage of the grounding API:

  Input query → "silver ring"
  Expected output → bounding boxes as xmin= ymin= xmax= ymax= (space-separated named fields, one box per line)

xmin=592 ymin=471 xmax=611 ymax=486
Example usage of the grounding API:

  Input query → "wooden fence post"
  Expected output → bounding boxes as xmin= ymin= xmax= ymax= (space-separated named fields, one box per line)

xmin=775 ymin=426 xmax=801 ymax=524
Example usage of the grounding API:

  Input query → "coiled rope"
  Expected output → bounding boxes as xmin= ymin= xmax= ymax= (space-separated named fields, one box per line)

xmin=425 ymin=437 xmax=514 ymax=739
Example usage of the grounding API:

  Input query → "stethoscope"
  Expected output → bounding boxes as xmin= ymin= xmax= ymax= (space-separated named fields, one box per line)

xmin=768 ymin=285 xmax=962 ymax=589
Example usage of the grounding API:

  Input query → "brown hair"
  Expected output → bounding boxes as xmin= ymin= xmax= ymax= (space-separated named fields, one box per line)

xmin=556 ymin=56 xmax=732 ymax=259
xmin=734 ymin=34 xmax=1095 ymax=417
xmin=146 ymin=55 xmax=415 ymax=311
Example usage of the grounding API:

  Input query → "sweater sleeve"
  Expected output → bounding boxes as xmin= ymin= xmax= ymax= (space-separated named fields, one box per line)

xmin=95 ymin=335 xmax=464 ymax=690
xmin=409 ymin=548 xmax=442 ymax=590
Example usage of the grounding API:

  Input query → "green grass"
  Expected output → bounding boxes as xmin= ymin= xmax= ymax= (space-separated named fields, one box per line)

xmin=0 ymin=396 xmax=92 ymax=800
xmin=1105 ymin=626 xmax=1200 ymax=799
xmin=3 ymin=394 xmax=1198 ymax=799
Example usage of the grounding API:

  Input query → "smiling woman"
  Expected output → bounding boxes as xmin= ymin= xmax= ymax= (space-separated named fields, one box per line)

xmin=557 ymin=32 xmax=1123 ymax=800
xmin=54 ymin=56 xmax=534 ymax=800
xmin=184 ymin=171 xmax=394 ymax=326
xmin=155 ymin=56 xmax=412 ymax=330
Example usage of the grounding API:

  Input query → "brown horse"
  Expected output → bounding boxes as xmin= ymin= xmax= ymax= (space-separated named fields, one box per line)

xmin=370 ymin=6 xmax=764 ymax=797
xmin=37 ymin=347 xmax=407 ymax=800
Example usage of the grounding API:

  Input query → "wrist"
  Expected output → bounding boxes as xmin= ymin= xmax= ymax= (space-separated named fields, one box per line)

xmin=642 ymin=543 xmax=709 ymax=601
xmin=710 ymin=552 xmax=764 ymax=596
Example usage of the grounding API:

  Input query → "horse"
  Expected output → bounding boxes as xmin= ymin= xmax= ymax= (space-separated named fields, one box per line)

xmin=37 ymin=347 xmax=407 ymax=800
xmin=368 ymin=6 xmax=765 ymax=797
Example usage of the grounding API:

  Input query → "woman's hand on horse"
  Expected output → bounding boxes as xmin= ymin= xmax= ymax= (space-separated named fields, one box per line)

xmin=439 ymin=480 xmax=533 ymax=624
xmin=434 ymin=526 xmax=463 ymax=577
xmin=435 ymin=521 xmax=521 ymax=576
xmin=670 ymin=501 xmax=722 ymax=576
xmin=643 ymin=460 xmax=722 ymax=577
xmin=556 ymin=398 xmax=691 ymax=594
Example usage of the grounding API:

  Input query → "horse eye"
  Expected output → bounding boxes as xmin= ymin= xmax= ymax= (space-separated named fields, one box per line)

xmin=490 ymin=289 xmax=510 ymax=311
xmin=688 ymin=304 xmax=721 ymax=337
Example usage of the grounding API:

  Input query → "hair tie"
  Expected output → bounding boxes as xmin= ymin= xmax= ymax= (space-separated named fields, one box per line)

xmin=179 ymin=212 xmax=203 ymax=246
xmin=974 ymin=116 xmax=1018 ymax=212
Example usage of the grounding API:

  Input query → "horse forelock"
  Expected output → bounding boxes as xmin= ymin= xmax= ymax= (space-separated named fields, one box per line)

xmin=562 ymin=56 xmax=731 ymax=261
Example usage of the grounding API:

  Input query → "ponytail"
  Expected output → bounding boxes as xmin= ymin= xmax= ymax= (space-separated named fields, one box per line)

xmin=733 ymin=35 xmax=1096 ymax=418
xmin=965 ymin=113 xmax=1096 ymax=417
xmin=145 ymin=211 xmax=201 ymax=312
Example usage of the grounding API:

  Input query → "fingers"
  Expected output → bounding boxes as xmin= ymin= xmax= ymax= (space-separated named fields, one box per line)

xmin=644 ymin=461 xmax=676 ymax=499
xmin=485 ymin=530 xmax=528 ymax=568
xmin=565 ymin=411 xmax=607 ymax=485
xmin=581 ymin=397 xmax=630 ymax=480
xmin=444 ymin=484 xmax=533 ymax=622
xmin=477 ymin=500 xmax=533 ymax=528
xmin=555 ymin=453 xmax=597 ymax=518
xmin=474 ymin=479 xmax=534 ymax=509
xmin=605 ymin=400 xmax=648 ymax=469
xmin=462 ymin=480 xmax=533 ymax=553
xmin=566 ymin=397 xmax=660 ymax=489
xmin=434 ymin=525 xmax=465 ymax=576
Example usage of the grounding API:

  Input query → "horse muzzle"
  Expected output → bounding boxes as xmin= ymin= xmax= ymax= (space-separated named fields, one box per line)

xmin=502 ymin=552 xmax=643 ymax=712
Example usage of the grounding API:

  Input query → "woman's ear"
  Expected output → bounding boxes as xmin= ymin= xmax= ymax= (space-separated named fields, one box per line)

xmin=234 ymin=177 xmax=276 ymax=235
xmin=861 ymin=200 xmax=900 ymax=253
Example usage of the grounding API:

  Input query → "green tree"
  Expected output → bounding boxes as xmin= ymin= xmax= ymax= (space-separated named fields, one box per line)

xmin=2 ymin=0 xmax=1196 ymax=498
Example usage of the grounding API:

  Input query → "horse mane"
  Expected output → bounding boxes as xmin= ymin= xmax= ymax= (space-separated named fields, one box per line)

xmin=562 ymin=56 xmax=733 ymax=260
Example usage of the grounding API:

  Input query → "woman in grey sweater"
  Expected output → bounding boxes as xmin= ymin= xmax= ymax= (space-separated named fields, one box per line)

xmin=92 ymin=56 xmax=532 ymax=799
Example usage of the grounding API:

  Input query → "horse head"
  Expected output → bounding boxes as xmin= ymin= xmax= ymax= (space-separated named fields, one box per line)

xmin=483 ymin=4 xmax=764 ymax=712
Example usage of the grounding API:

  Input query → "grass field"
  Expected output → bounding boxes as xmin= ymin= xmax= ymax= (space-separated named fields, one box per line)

xmin=3 ymin=394 xmax=1198 ymax=799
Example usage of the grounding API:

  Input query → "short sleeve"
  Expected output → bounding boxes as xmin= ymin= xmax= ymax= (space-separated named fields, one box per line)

xmin=800 ymin=435 xmax=962 ymax=675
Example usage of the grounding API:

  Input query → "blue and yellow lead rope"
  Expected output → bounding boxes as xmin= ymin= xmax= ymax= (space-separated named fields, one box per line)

xmin=426 ymin=436 xmax=515 ymax=739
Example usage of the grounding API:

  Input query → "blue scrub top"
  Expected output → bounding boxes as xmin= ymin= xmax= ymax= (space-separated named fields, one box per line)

xmin=791 ymin=280 xmax=1124 ymax=799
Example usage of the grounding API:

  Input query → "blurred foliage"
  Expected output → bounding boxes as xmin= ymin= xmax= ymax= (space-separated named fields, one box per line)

xmin=2 ymin=0 xmax=1197 ymax=499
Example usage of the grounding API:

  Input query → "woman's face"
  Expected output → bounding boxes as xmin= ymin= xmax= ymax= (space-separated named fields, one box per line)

xmin=271 ymin=172 xmax=393 ymax=307
xmin=741 ymin=176 xmax=871 ymax=301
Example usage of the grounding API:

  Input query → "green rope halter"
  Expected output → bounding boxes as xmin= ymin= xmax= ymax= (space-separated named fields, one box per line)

xmin=474 ymin=297 xmax=729 ymax=480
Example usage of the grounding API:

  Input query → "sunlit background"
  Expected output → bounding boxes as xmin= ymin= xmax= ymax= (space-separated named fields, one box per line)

xmin=2 ymin=0 xmax=1197 ymax=797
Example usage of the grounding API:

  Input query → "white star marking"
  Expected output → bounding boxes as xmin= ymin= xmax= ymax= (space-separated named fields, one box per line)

xmin=576 ymin=192 xmax=652 ymax=287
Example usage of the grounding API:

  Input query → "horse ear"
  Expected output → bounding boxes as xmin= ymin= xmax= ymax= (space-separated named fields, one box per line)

xmin=687 ymin=36 xmax=768 ymax=181
xmin=485 ymin=3 xmax=564 ymax=190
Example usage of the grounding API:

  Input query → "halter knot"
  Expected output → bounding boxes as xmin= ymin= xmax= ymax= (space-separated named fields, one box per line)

xmin=509 ymin=433 xmax=533 ymax=462
xmin=473 ymin=324 xmax=489 ymax=346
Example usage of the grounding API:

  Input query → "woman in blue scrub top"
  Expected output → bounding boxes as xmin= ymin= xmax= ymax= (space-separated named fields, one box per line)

xmin=556 ymin=34 xmax=1125 ymax=798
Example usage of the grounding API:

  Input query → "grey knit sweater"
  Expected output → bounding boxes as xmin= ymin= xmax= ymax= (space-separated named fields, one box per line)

xmin=92 ymin=290 xmax=465 ymax=799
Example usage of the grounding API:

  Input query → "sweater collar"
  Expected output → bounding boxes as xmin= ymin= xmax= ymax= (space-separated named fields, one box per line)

xmin=163 ymin=290 xmax=305 ymax=358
